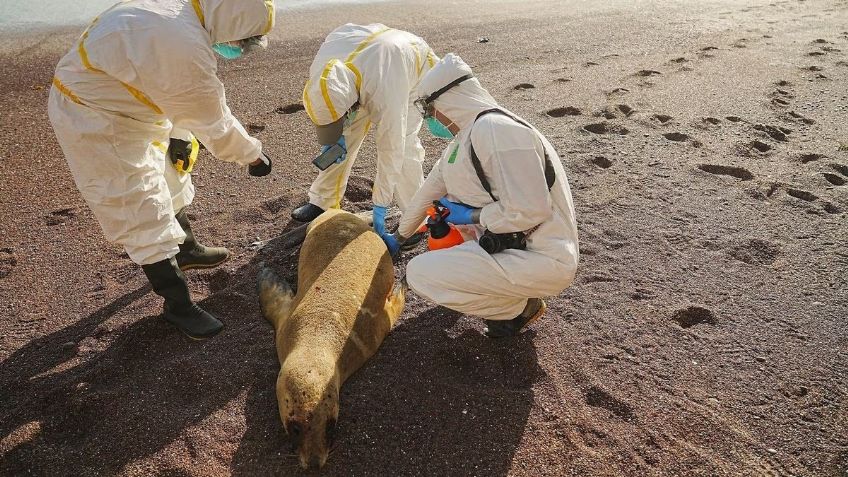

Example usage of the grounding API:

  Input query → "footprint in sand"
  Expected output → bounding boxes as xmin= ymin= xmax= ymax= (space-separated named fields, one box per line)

xmin=663 ymin=132 xmax=691 ymax=142
xmin=821 ymin=46 xmax=841 ymax=52
xmin=822 ymin=173 xmax=846 ymax=186
xmin=703 ymin=117 xmax=722 ymax=125
xmin=606 ymin=87 xmax=630 ymax=97
xmin=652 ymin=114 xmax=673 ymax=124
xmin=274 ymin=103 xmax=305 ymax=114
xmin=583 ymin=122 xmax=629 ymax=135
xmin=808 ymin=51 xmax=826 ymax=57
xmin=727 ymin=239 xmax=781 ymax=265
xmin=799 ymin=153 xmax=825 ymax=163
xmin=45 ymin=207 xmax=79 ymax=226
xmin=635 ymin=69 xmax=661 ymax=77
xmin=776 ymin=79 xmax=792 ymax=87
xmin=725 ymin=116 xmax=744 ymax=123
xmin=830 ymin=163 xmax=848 ymax=177
xmin=732 ymin=39 xmax=748 ymax=48
xmin=783 ymin=111 xmax=815 ymax=125
xmin=670 ymin=57 xmax=688 ymax=63
xmin=672 ymin=306 xmax=717 ymax=328
xmin=617 ymin=104 xmax=635 ymax=117
xmin=246 ymin=123 xmax=265 ymax=134
xmin=514 ymin=83 xmax=535 ymax=91
xmin=590 ymin=156 xmax=614 ymax=169
xmin=786 ymin=188 xmax=818 ymax=202
xmin=804 ymin=65 xmax=824 ymax=72
xmin=0 ymin=248 xmax=17 ymax=279
xmin=547 ymin=106 xmax=581 ymax=117
xmin=741 ymin=141 xmax=773 ymax=154
xmin=813 ymin=38 xmax=829 ymax=44
xmin=697 ymin=164 xmax=754 ymax=181
xmin=584 ymin=61 xmax=600 ymax=67
xmin=754 ymin=124 xmax=791 ymax=142
xmin=585 ymin=386 xmax=634 ymax=421
xmin=771 ymin=97 xmax=790 ymax=107
xmin=836 ymin=61 xmax=848 ymax=67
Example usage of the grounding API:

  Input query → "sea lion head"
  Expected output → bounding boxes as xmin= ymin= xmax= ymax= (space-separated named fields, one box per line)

xmin=276 ymin=352 xmax=340 ymax=469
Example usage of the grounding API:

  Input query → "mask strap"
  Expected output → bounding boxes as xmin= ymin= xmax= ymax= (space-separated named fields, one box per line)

xmin=425 ymin=74 xmax=474 ymax=104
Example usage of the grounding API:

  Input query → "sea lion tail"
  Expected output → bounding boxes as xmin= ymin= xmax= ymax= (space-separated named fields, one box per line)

xmin=257 ymin=261 xmax=294 ymax=328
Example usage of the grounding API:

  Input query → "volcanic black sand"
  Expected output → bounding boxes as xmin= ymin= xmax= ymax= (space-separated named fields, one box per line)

xmin=0 ymin=0 xmax=846 ymax=475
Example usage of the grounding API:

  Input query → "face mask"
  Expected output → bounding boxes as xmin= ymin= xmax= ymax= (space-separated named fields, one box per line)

xmin=212 ymin=43 xmax=243 ymax=60
xmin=426 ymin=116 xmax=454 ymax=139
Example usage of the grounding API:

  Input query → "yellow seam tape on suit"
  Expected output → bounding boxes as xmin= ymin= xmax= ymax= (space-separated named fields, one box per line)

xmin=78 ymin=16 xmax=163 ymax=114
xmin=120 ymin=82 xmax=164 ymax=114
xmin=427 ymin=50 xmax=436 ymax=68
xmin=191 ymin=0 xmax=205 ymax=27
xmin=52 ymin=77 xmax=84 ymax=105
xmin=345 ymin=62 xmax=362 ymax=91
xmin=320 ymin=59 xmax=340 ymax=121
xmin=303 ymin=80 xmax=317 ymax=123
xmin=263 ymin=0 xmax=275 ymax=34
xmin=152 ymin=141 xmax=168 ymax=153
xmin=413 ymin=44 xmax=422 ymax=76
xmin=345 ymin=28 xmax=391 ymax=63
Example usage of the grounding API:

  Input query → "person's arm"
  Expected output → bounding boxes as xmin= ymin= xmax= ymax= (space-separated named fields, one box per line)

xmin=125 ymin=38 xmax=262 ymax=166
xmin=397 ymin=156 xmax=448 ymax=238
xmin=474 ymin=119 xmax=553 ymax=233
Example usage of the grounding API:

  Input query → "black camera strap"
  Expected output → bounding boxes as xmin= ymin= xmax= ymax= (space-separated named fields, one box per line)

xmin=468 ymin=108 xmax=556 ymax=202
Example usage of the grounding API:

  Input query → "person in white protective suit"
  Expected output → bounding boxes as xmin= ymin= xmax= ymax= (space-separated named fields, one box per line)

xmin=48 ymin=0 xmax=276 ymax=340
xmin=291 ymin=23 xmax=439 ymax=248
xmin=380 ymin=54 xmax=580 ymax=338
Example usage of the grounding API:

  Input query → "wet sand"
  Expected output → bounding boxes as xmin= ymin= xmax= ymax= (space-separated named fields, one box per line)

xmin=1 ymin=0 xmax=846 ymax=475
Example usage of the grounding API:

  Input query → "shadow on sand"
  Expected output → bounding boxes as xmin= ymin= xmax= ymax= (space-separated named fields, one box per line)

xmin=0 ymin=218 xmax=540 ymax=476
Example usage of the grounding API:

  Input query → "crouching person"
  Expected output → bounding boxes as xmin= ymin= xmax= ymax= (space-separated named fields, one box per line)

xmin=380 ymin=54 xmax=579 ymax=338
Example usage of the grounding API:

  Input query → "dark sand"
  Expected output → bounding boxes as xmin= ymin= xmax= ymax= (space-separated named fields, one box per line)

xmin=1 ymin=0 xmax=846 ymax=475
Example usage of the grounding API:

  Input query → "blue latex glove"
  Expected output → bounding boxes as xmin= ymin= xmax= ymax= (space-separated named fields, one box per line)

xmin=438 ymin=197 xmax=476 ymax=225
xmin=319 ymin=136 xmax=347 ymax=164
xmin=372 ymin=205 xmax=388 ymax=236
xmin=380 ymin=231 xmax=401 ymax=257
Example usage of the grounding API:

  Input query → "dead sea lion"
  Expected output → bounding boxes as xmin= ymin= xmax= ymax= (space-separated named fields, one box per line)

xmin=257 ymin=209 xmax=405 ymax=469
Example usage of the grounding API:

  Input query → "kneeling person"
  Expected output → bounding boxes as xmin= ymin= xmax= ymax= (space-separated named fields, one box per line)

xmin=381 ymin=54 xmax=579 ymax=338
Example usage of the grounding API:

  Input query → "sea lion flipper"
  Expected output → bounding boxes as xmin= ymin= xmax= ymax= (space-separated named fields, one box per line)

xmin=258 ymin=262 xmax=295 ymax=327
xmin=384 ymin=277 xmax=407 ymax=327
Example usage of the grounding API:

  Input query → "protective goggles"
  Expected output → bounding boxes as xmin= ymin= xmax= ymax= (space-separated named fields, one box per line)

xmin=414 ymin=74 xmax=474 ymax=118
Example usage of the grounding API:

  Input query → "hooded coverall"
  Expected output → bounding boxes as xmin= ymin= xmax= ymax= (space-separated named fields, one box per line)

xmin=302 ymin=23 xmax=438 ymax=211
xmin=48 ymin=0 xmax=274 ymax=265
xmin=398 ymin=55 xmax=579 ymax=320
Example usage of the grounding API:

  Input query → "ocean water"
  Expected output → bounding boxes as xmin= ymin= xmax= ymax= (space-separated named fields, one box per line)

xmin=0 ymin=0 xmax=382 ymax=28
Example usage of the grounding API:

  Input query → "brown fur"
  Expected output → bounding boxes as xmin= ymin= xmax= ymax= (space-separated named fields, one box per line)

xmin=257 ymin=209 xmax=405 ymax=469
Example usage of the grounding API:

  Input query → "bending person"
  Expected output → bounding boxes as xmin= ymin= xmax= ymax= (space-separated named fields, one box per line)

xmin=381 ymin=54 xmax=579 ymax=338
xmin=48 ymin=0 xmax=276 ymax=339
xmin=293 ymin=23 xmax=438 ymax=248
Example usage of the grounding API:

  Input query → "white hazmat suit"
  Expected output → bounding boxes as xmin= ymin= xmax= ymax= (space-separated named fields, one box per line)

xmin=48 ymin=0 xmax=274 ymax=265
xmin=398 ymin=55 xmax=580 ymax=321
xmin=302 ymin=23 xmax=438 ymax=211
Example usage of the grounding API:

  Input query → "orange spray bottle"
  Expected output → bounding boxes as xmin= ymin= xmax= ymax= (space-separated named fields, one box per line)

xmin=423 ymin=200 xmax=465 ymax=250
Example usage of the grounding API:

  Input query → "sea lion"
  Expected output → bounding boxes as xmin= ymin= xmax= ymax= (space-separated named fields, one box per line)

xmin=257 ymin=208 xmax=405 ymax=469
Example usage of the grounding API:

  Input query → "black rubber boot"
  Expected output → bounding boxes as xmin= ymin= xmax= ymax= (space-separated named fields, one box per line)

xmin=291 ymin=203 xmax=325 ymax=222
xmin=174 ymin=209 xmax=230 ymax=271
xmin=142 ymin=257 xmax=224 ymax=339
xmin=483 ymin=298 xmax=546 ymax=338
xmin=401 ymin=232 xmax=425 ymax=251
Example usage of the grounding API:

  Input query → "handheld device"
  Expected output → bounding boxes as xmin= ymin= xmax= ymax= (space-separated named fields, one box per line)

xmin=312 ymin=144 xmax=346 ymax=171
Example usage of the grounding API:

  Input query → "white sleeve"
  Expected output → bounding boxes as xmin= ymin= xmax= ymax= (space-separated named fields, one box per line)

xmin=398 ymin=156 xmax=447 ymax=238
xmin=475 ymin=120 xmax=553 ymax=233
xmin=117 ymin=38 xmax=261 ymax=166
